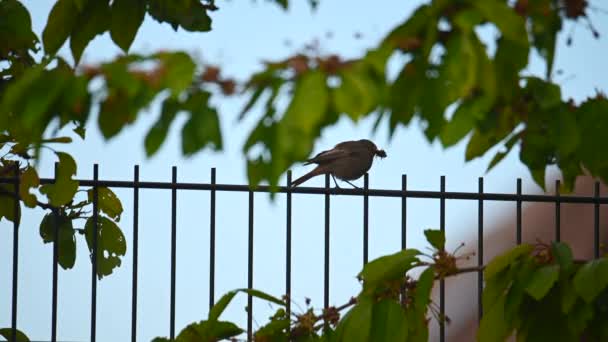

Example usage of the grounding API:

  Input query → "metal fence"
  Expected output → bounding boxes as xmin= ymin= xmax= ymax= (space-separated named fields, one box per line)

xmin=1 ymin=165 xmax=606 ymax=342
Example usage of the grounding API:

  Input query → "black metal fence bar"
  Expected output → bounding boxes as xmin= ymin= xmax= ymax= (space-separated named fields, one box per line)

xmin=477 ymin=177 xmax=484 ymax=322
xmin=209 ymin=168 xmax=216 ymax=310
xmin=247 ymin=189 xmax=254 ymax=341
xmin=285 ymin=171 xmax=292 ymax=322
xmin=402 ymin=175 xmax=407 ymax=250
xmin=439 ymin=176 xmax=446 ymax=342
xmin=324 ymin=175 xmax=330 ymax=311
xmin=51 ymin=163 xmax=59 ymax=342
xmin=595 ymin=182 xmax=600 ymax=258
xmin=363 ymin=174 xmax=369 ymax=265
xmin=132 ymin=166 xmax=140 ymax=342
xmin=555 ymin=180 xmax=561 ymax=242
xmin=90 ymin=165 xmax=99 ymax=342
xmin=517 ymin=179 xmax=522 ymax=245
xmin=170 ymin=167 xmax=177 ymax=340
xmin=51 ymin=206 xmax=58 ymax=342
xmin=3 ymin=177 xmax=608 ymax=204
xmin=11 ymin=167 xmax=19 ymax=342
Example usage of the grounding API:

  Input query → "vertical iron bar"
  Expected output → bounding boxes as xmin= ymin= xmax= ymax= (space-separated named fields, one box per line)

xmin=516 ymin=179 xmax=522 ymax=245
xmin=131 ymin=165 xmax=140 ymax=342
xmin=402 ymin=175 xmax=407 ymax=250
xmin=247 ymin=189 xmax=254 ymax=341
xmin=11 ymin=166 xmax=19 ymax=342
xmin=91 ymin=164 xmax=99 ymax=342
xmin=51 ymin=163 xmax=59 ymax=342
xmin=594 ymin=181 xmax=600 ymax=259
xmin=439 ymin=176 xmax=445 ymax=342
xmin=170 ymin=167 xmax=177 ymax=340
xmin=286 ymin=171 xmax=292 ymax=320
xmin=478 ymin=177 xmax=483 ymax=321
xmin=363 ymin=174 xmax=369 ymax=265
xmin=400 ymin=175 xmax=407 ymax=303
xmin=324 ymin=174 xmax=330 ymax=311
xmin=209 ymin=168 xmax=216 ymax=310
xmin=555 ymin=180 xmax=560 ymax=242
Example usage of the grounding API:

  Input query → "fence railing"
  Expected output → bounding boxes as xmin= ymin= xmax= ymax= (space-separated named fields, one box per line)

xmin=1 ymin=165 xmax=606 ymax=342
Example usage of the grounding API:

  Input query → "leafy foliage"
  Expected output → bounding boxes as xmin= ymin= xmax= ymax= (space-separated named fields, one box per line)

xmin=480 ymin=242 xmax=608 ymax=341
xmin=147 ymin=233 xmax=608 ymax=342
xmin=0 ymin=328 xmax=30 ymax=342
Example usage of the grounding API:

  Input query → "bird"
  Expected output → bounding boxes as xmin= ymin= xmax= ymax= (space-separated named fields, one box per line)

xmin=291 ymin=139 xmax=387 ymax=188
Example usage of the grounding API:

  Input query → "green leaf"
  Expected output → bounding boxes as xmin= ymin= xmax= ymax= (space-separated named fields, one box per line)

xmin=181 ymin=91 xmax=222 ymax=155
xmin=254 ymin=317 xmax=289 ymax=341
xmin=486 ymin=132 xmax=520 ymax=172
xmin=406 ymin=267 xmax=434 ymax=341
xmin=524 ymin=77 xmax=562 ymax=110
xmin=19 ymin=167 xmax=39 ymax=208
xmin=148 ymin=0 xmax=212 ymax=32
xmin=465 ymin=129 xmax=495 ymax=161
xmin=70 ymin=0 xmax=111 ymax=63
xmin=371 ymin=299 xmax=407 ymax=342
xmin=573 ymin=258 xmax=608 ymax=303
xmin=208 ymin=288 xmax=285 ymax=323
xmin=240 ymin=288 xmax=286 ymax=306
xmin=485 ymin=244 xmax=533 ymax=280
xmin=39 ymin=152 xmax=79 ymax=206
xmin=0 ymin=184 xmax=20 ymax=224
xmin=281 ymin=70 xmax=329 ymax=136
xmin=84 ymin=216 xmax=127 ymax=279
xmin=333 ymin=68 xmax=376 ymax=120
xmin=470 ymin=0 xmax=528 ymax=45
xmin=74 ymin=125 xmax=86 ymax=139
xmin=42 ymin=137 xmax=72 ymax=144
xmin=412 ymin=267 xmax=434 ymax=318
xmin=482 ymin=265 xmax=512 ymax=310
xmin=39 ymin=212 xmax=76 ymax=269
xmin=42 ymin=0 xmax=79 ymax=55
xmin=110 ymin=0 xmax=145 ymax=52
xmin=155 ymin=52 xmax=197 ymax=97
xmin=423 ymin=229 xmax=445 ymax=251
xmin=525 ymin=264 xmax=559 ymax=300
xmin=209 ymin=291 xmax=238 ymax=322
xmin=529 ymin=8 xmax=561 ymax=79
xmin=358 ymin=249 xmax=421 ymax=290
xmin=175 ymin=320 xmax=244 ymax=342
xmin=88 ymin=187 xmax=123 ymax=222
xmin=335 ymin=297 xmax=373 ymax=342
xmin=145 ymin=98 xmax=180 ymax=156
xmin=440 ymin=31 xmax=477 ymax=102
xmin=552 ymin=242 xmax=574 ymax=275
xmin=0 ymin=0 xmax=39 ymax=55
xmin=494 ymin=37 xmax=528 ymax=102
xmin=0 ymin=327 xmax=30 ymax=342
xmin=560 ymin=280 xmax=578 ymax=314
xmin=440 ymin=103 xmax=476 ymax=148
xmin=478 ymin=295 xmax=511 ymax=342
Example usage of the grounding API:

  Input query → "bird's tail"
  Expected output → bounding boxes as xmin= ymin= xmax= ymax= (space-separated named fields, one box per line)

xmin=291 ymin=167 xmax=325 ymax=187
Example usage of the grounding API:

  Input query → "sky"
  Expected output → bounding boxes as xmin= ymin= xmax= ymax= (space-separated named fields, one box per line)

xmin=1 ymin=1 xmax=607 ymax=341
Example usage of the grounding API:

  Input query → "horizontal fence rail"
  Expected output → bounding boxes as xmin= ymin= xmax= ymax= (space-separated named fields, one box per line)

xmin=0 ymin=166 xmax=605 ymax=342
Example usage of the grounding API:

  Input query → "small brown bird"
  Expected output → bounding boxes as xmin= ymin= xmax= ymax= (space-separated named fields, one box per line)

xmin=291 ymin=139 xmax=387 ymax=188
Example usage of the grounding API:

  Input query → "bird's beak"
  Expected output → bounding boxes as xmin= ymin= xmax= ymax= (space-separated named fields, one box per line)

xmin=376 ymin=149 xmax=387 ymax=158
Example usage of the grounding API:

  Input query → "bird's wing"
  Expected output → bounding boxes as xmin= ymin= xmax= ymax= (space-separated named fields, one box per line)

xmin=304 ymin=147 xmax=350 ymax=165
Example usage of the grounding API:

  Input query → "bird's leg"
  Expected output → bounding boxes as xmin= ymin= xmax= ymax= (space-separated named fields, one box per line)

xmin=331 ymin=174 xmax=341 ymax=189
xmin=345 ymin=180 xmax=361 ymax=189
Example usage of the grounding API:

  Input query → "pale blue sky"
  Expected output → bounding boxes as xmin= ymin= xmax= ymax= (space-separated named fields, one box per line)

xmin=1 ymin=1 xmax=607 ymax=341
